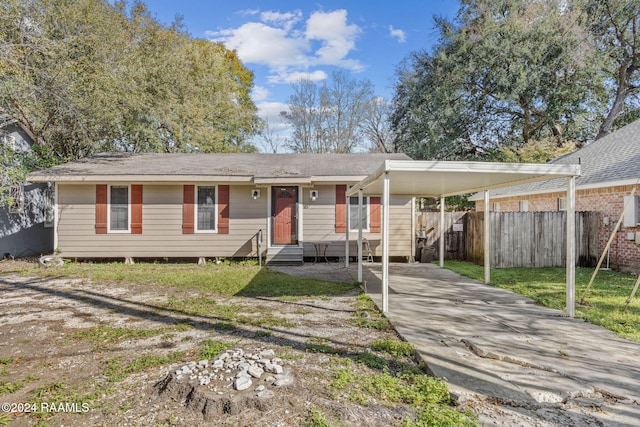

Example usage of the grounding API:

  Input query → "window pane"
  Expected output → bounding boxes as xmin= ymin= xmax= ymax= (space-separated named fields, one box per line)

xmin=349 ymin=196 xmax=368 ymax=230
xmin=110 ymin=186 xmax=128 ymax=230
xmin=198 ymin=186 xmax=216 ymax=230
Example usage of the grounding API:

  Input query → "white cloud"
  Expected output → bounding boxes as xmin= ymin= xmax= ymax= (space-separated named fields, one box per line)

xmin=251 ymin=85 xmax=270 ymax=102
xmin=207 ymin=8 xmax=363 ymax=86
xmin=306 ymin=10 xmax=361 ymax=66
xmin=267 ymin=70 xmax=328 ymax=85
xmin=260 ymin=10 xmax=302 ymax=31
xmin=257 ymin=102 xmax=290 ymax=122
xmin=237 ymin=9 xmax=260 ymax=17
xmin=389 ymin=25 xmax=406 ymax=43
xmin=208 ymin=23 xmax=309 ymax=68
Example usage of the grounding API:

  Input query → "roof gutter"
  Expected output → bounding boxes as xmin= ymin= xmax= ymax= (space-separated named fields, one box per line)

xmin=346 ymin=160 xmax=388 ymax=197
xmin=26 ymin=174 xmax=255 ymax=183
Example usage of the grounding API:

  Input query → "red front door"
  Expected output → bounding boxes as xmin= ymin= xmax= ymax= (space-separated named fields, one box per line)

xmin=273 ymin=187 xmax=297 ymax=245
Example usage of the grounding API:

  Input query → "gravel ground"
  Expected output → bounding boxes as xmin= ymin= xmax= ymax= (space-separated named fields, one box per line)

xmin=3 ymin=260 xmax=627 ymax=426
xmin=0 ymin=261 xmax=431 ymax=426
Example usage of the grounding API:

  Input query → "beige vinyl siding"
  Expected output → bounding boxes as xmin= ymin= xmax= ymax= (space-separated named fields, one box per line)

xmin=57 ymin=184 xmax=267 ymax=258
xmin=301 ymin=185 xmax=412 ymax=258
xmin=386 ymin=199 xmax=413 ymax=257
xmin=57 ymin=183 xmax=412 ymax=259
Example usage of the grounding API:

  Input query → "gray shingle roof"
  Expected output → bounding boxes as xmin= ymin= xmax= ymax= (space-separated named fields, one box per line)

xmin=28 ymin=152 xmax=411 ymax=180
xmin=482 ymin=119 xmax=640 ymax=198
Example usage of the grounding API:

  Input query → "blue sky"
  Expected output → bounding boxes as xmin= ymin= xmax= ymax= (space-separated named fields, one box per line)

xmin=141 ymin=1 xmax=460 ymax=148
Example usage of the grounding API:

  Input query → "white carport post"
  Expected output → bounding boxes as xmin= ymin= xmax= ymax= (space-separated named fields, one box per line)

xmin=566 ymin=176 xmax=576 ymax=317
xmin=484 ymin=190 xmax=491 ymax=285
xmin=357 ymin=189 xmax=363 ymax=283
xmin=439 ymin=196 xmax=445 ymax=267
xmin=411 ymin=197 xmax=416 ymax=262
xmin=345 ymin=187 xmax=349 ymax=268
xmin=382 ymin=171 xmax=390 ymax=313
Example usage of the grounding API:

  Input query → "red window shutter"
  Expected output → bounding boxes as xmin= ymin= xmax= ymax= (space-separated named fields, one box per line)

xmin=182 ymin=185 xmax=194 ymax=234
xmin=95 ymin=184 xmax=107 ymax=234
xmin=131 ymin=184 xmax=143 ymax=234
xmin=218 ymin=185 xmax=229 ymax=234
xmin=370 ymin=197 xmax=381 ymax=233
xmin=335 ymin=185 xmax=346 ymax=233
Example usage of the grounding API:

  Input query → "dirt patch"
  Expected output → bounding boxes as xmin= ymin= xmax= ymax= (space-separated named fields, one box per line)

xmin=0 ymin=262 xmax=447 ymax=426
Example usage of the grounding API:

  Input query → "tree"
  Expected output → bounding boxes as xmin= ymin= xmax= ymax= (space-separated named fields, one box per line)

xmin=319 ymin=70 xmax=375 ymax=153
xmin=498 ymin=137 xmax=579 ymax=163
xmin=0 ymin=0 xmax=133 ymax=157
xmin=391 ymin=47 xmax=481 ymax=160
xmin=281 ymin=71 xmax=375 ymax=153
xmin=280 ymin=79 xmax=322 ymax=153
xmin=362 ymin=97 xmax=395 ymax=153
xmin=0 ymin=0 xmax=260 ymax=161
xmin=391 ymin=0 xmax=601 ymax=160
xmin=255 ymin=118 xmax=282 ymax=153
xmin=586 ymin=0 xmax=640 ymax=138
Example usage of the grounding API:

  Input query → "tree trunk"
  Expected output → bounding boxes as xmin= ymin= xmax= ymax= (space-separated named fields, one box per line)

xmin=596 ymin=63 xmax=634 ymax=139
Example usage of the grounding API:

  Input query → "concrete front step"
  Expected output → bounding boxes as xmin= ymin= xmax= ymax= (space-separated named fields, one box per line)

xmin=266 ymin=246 xmax=304 ymax=265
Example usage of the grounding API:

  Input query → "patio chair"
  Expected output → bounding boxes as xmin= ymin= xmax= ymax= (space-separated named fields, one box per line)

xmin=362 ymin=238 xmax=374 ymax=263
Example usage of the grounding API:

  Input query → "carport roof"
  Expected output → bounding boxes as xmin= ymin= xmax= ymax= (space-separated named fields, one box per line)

xmin=346 ymin=160 xmax=581 ymax=197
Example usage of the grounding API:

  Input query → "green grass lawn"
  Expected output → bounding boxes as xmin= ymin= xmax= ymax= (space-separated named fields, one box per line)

xmin=18 ymin=260 xmax=358 ymax=298
xmin=442 ymin=261 xmax=640 ymax=343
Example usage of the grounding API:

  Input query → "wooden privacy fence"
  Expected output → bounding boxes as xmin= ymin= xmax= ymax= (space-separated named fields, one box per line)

xmin=418 ymin=211 xmax=600 ymax=268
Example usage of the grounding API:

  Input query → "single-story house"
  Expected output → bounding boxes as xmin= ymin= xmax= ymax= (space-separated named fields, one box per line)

xmin=1 ymin=117 xmax=54 ymax=258
xmin=26 ymin=152 xmax=414 ymax=263
xmin=471 ymin=119 xmax=640 ymax=273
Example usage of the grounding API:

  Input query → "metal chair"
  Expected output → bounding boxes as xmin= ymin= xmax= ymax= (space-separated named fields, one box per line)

xmin=362 ymin=238 xmax=373 ymax=262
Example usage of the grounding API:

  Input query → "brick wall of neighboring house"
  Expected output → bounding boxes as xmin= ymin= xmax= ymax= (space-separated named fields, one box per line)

xmin=475 ymin=184 xmax=640 ymax=273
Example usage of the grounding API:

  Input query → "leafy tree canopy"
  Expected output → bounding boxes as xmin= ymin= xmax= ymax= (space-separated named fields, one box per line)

xmin=391 ymin=0 xmax=640 ymax=162
xmin=0 ymin=0 xmax=260 ymax=164
xmin=585 ymin=0 xmax=640 ymax=137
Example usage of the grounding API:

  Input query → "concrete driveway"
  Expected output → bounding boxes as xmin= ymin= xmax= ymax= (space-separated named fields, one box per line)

xmin=357 ymin=262 xmax=640 ymax=426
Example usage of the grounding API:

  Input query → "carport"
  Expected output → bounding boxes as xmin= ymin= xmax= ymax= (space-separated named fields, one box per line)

xmin=345 ymin=160 xmax=581 ymax=316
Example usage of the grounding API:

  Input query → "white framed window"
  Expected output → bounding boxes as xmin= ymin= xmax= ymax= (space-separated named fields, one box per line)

xmin=349 ymin=196 xmax=369 ymax=231
xmin=196 ymin=185 xmax=217 ymax=232
xmin=8 ymin=183 xmax=24 ymax=214
xmin=558 ymin=197 xmax=567 ymax=211
xmin=493 ymin=202 xmax=501 ymax=212
xmin=108 ymin=185 xmax=130 ymax=233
